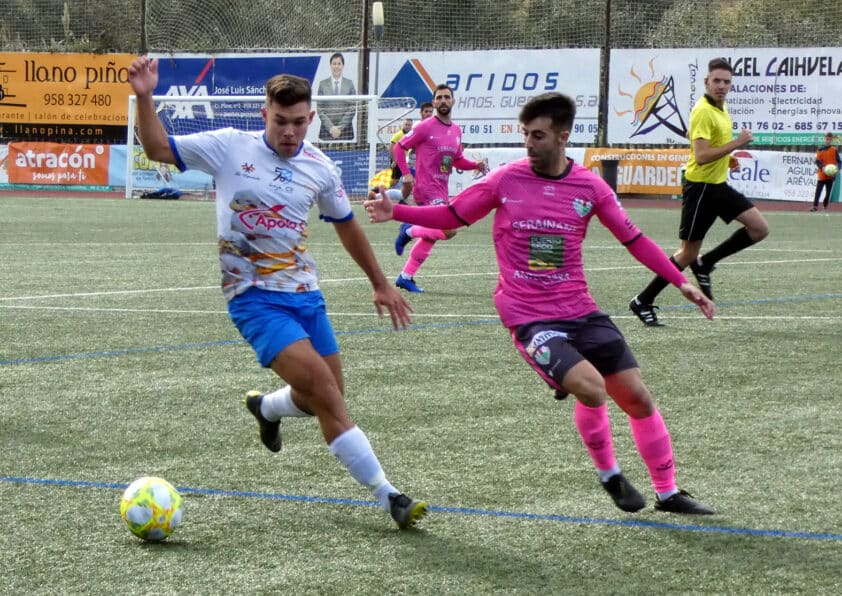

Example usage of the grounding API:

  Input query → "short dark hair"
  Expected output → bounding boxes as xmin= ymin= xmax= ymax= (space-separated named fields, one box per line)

xmin=519 ymin=93 xmax=576 ymax=132
xmin=433 ymin=83 xmax=454 ymax=98
xmin=329 ymin=52 xmax=344 ymax=65
xmin=420 ymin=101 xmax=433 ymax=111
xmin=708 ymin=57 xmax=732 ymax=73
xmin=265 ymin=74 xmax=312 ymax=107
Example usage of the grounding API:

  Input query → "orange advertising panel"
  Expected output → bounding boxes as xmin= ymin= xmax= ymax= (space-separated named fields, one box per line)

xmin=0 ymin=52 xmax=136 ymax=143
xmin=583 ymin=148 xmax=689 ymax=195
xmin=8 ymin=142 xmax=110 ymax=185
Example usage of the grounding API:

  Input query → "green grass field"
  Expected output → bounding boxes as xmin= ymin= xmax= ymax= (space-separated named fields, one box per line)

xmin=1 ymin=195 xmax=840 ymax=595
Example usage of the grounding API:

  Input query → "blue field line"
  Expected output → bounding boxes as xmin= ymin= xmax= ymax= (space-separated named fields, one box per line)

xmin=3 ymin=293 xmax=841 ymax=367
xmin=0 ymin=320 xmax=493 ymax=366
xmin=3 ymin=475 xmax=841 ymax=542
xmin=0 ymin=339 xmax=247 ymax=366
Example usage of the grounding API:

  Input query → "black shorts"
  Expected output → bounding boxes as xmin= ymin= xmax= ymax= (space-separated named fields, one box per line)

xmin=511 ymin=312 xmax=638 ymax=393
xmin=679 ymin=181 xmax=754 ymax=241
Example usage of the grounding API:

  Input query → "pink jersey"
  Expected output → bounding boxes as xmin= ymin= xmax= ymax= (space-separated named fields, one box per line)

xmin=448 ymin=157 xmax=647 ymax=326
xmin=396 ymin=116 xmax=474 ymax=204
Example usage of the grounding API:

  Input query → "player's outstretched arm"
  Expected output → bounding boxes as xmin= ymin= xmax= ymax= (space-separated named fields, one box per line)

xmin=332 ymin=216 xmax=412 ymax=329
xmin=364 ymin=186 xmax=395 ymax=223
xmin=679 ymin=282 xmax=715 ymax=320
xmin=128 ymin=56 xmax=176 ymax=164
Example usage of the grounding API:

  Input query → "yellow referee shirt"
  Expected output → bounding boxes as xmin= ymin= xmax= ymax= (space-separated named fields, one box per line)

xmin=684 ymin=95 xmax=733 ymax=184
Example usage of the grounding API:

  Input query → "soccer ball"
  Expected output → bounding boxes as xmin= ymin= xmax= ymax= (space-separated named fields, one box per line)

xmin=120 ymin=476 xmax=183 ymax=542
xmin=823 ymin=163 xmax=838 ymax=177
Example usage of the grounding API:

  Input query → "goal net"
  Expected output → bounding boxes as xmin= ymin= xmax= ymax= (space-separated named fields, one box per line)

xmin=125 ymin=94 xmax=416 ymax=200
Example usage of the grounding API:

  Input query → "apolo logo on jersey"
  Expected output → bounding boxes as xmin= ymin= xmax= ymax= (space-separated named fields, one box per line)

xmin=237 ymin=205 xmax=305 ymax=233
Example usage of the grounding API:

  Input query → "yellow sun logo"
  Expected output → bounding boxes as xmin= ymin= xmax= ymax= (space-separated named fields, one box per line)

xmin=615 ymin=59 xmax=687 ymax=139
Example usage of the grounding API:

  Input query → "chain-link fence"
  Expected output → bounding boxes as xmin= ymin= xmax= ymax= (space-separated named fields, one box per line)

xmin=2 ymin=0 xmax=837 ymax=53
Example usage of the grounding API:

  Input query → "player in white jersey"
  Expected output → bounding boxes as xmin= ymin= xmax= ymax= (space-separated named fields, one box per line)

xmin=127 ymin=55 xmax=427 ymax=529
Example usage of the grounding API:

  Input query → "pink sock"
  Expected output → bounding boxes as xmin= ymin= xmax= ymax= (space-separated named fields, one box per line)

xmin=628 ymin=409 xmax=676 ymax=494
xmin=573 ymin=402 xmax=617 ymax=472
xmin=402 ymin=239 xmax=435 ymax=277
xmin=410 ymin=226 xmax=447 ymax=241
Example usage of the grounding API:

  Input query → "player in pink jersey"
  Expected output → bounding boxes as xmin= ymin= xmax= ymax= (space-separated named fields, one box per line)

xmin=366 ymin=92 xmax=717 ymax=515
xmin=391 ymin=84 xmax=489 ymax=292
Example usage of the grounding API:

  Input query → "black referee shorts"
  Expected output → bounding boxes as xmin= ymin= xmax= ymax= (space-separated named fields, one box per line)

xmin=679 ymin=180 xmax=755 ymax=241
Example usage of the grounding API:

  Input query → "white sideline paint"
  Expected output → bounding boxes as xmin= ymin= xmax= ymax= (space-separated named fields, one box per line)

xmin=4 ymin=256 xmax=842 ymax=303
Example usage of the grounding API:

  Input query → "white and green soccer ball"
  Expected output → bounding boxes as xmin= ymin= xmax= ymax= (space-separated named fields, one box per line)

xmin=823 ymin=163 xmax=838 ymax=177
xmin=120 ymin=476 xmax=183 ymax=542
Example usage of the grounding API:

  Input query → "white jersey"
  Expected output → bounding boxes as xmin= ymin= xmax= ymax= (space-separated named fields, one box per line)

xmin=171 ymin=129 xmax=352 ymax=300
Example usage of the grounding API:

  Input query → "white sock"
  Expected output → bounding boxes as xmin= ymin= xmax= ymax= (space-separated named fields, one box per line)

xmin=261 ymin=386 xmax=310 ymax=420
xmin=329 ymin=426 xmax=397 ymax=511
xmin=598 ymin=464 xmax=622 ymax=483
xmin=657 ymin=489 xmax=679 ymax=501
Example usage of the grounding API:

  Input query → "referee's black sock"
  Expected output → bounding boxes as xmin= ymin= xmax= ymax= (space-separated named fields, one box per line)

xmin=700 ymin=227 xmax=754 ymax=269
xmin=636 ymin=256 xmax=684 ymax=305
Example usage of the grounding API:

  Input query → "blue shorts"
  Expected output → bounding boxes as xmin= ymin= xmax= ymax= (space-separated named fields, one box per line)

xmin=227 ymin=287 xmax=339 ymax=368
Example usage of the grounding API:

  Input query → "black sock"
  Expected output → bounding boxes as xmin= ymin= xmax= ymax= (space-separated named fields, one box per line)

xmin=637 ymin=256 xmax=683 ymax=305
xmin=700 ymin=228 xmax=755 ymax=269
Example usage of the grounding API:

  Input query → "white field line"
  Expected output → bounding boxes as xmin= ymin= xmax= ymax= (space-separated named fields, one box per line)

xmin=3 ymin=256 xmax=842 ymax=303
xmin=0 ymin=304 xmax=499 ymax=318
xmin=3 ymin=304 xmax=838 ymax=321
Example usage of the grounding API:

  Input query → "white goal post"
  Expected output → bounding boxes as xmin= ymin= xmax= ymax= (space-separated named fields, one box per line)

xmin=125 ymin=94 xmax=417 ymax=199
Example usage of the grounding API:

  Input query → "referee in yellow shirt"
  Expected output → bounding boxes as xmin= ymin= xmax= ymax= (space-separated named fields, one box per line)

xmin=630 ymin=57 xmax=770 ymax=327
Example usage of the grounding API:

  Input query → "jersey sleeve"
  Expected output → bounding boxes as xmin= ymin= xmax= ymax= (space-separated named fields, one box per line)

xmin=396 ymin=123 xmax=421 ymax=152
xmin=594 ymin=184 xmax=640 ymax=244
xmin=392 ymin=173 xmax=498 ymax=228
xmin=394 ymin=143 xmax=410 ymax=176
xmin=447 ymin=173 xmax=499 ymax=224
xmin=453 ymin=154 xmax=478 ymax=170
xmin=594 ymin=186 xmax=687 ymax=288
xmin=171 ymin=128 xmax=235 ymax=175
xmin=316 ymin=160 xmax=353 ymax=222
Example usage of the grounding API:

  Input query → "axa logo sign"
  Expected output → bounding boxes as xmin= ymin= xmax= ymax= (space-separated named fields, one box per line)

xmin=614 ymin=57 xmax=687 ymax=140
xmin=153 ymin=57 xmax=216 ymax=119
xmin=160 ymin=84 xmax=214 ymax=119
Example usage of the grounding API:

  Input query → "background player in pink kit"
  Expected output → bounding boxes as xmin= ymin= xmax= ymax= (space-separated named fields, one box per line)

xmin=366 ymin=92 xmax=716 ymax=514
xmin=392 ymin=84 xmax=489 ymax=292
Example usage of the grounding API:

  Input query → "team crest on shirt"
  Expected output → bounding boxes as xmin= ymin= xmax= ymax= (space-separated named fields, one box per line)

xmin=573 ymin=198 xmax=593 ymax=217
xmin=237 ymin=162 xmax=260 ymax=180
xmin=274 ymin=167 xmax=293 ymax=183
